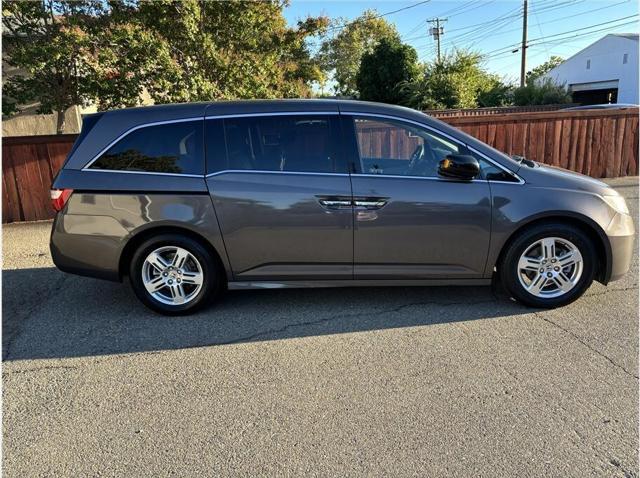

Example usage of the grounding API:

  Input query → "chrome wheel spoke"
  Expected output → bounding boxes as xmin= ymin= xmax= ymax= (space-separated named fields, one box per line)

xmin=518 ymin=255 xmax=541 ymax=272
xmin=172 ymin=248 xmax=190 ymax=269
xmin=181 ymin=271 xmax=203 ymax=285
xmin=169 ymin=283 xmax=187 ymax=304
xmin=558 ymin=249 xmax=582 ymax=268
xmin=553 ymin=272 xmax=573 ymax=292
xmin=144 ymin=275 xmax=165 ymax=293
xmin=527 ymin=274 xmax=547 ymax=295
xmin=541 ymin=237 xmax=556 ymax=260
xmin=147 ymin=251 xmax=169 ymax=273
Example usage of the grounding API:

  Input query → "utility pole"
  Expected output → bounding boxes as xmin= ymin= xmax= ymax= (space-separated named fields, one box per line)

xmin=520 ymin=0 xmax=528 ymax=87
xmin=428 ymin=18 xmax=447 ymax=63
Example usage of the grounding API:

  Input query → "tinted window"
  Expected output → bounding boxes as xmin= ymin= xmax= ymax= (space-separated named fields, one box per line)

xmin=90 ymin=121 xmax=203 ymax=174
xmin=353 ymin=117 xmax=463 ymax=177
xmin=475 ymin=154 xmax=520 ymax=182
xmin=212 ymin=115 xmax=342 ymax=174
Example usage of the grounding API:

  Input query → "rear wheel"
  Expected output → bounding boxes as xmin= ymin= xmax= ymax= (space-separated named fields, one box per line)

xmin=129 ymin=234 xmax=221 ymax=315
xmin=499 ymin=223 xmax=597 ymax=308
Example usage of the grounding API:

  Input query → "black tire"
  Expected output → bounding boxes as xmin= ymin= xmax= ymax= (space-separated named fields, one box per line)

xmin=129 ymin=234 xmax=222 ymax=315
xmin=499 ymin=223 xmax=597 ymax=308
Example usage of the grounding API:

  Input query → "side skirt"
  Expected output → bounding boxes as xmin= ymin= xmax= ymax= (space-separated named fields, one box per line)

xmin=227 ymin=278 xmax=492 ymax=290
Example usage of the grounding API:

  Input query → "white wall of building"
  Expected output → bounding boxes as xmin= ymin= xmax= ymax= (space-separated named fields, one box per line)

xmin=543 ymin=34 xmax=639 ymax=104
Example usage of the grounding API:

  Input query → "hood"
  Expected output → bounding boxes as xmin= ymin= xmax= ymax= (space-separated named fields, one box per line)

xmin=517 ymin=162 xmax=617 ymax=196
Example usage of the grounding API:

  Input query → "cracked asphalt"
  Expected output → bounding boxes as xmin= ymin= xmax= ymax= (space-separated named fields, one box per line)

xmin=3 ymin=177 xmax=638 ymax=477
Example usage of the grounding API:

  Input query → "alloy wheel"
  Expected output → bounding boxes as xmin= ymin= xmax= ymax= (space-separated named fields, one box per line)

xmin=517 ymin=237 xmax=583 ymax=299
xmin=141 ymin=246 xmax=204 ymax=305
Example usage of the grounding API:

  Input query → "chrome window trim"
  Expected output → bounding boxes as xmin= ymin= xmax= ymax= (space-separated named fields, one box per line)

xmin=353 ymin=173 xmax=488 ymax=184
xmin=205 ymin=111 xmax=339 ymax=120
xmin=206 ymin=170 xmax=349 ymax=178
xmin=81 ymin=168 xmax=204 ymax=178
xmin=341 ymin=111 xmax=525 ymax=185
xmin=82 ymin=116 xmax=204 ymax=173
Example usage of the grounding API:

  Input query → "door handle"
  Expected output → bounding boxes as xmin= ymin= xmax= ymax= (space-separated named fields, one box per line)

xmin=353 ymin=198 xmax=388 ymax=210
xmin=317 ymin=196 xmax=352 ymax=210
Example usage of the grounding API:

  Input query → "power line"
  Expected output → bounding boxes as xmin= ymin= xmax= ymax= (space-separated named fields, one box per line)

xmin=482 ymin=14 xmax=639 ymax=58
xmin=325 ymin=0 xmax=431 ymax=33
xmin=448 ymin=0 xmax=630 ymax=46
xmin=484 ymin=18 xmax=639 ymax=60
xmin=421 ymin=0 xmax=591 ymax=53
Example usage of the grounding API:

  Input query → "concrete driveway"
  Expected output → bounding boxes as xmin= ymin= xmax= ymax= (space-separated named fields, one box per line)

xmin=3 ymin=177 xmax=638 ymax=477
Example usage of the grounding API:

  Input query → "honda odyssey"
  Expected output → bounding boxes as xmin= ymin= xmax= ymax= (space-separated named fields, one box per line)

xmin=50 ymin=100 xmax=634 ymax=315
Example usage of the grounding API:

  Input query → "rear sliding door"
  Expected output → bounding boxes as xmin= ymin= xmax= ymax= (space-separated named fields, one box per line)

xmin=205 ymin=113 xmax=353 ymax=281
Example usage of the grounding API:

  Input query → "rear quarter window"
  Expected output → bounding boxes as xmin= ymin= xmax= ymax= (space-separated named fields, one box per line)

xmin=89 ymin=120 xmax=204 ymax=175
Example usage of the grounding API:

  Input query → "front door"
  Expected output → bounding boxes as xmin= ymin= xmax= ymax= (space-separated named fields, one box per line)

xmin=205 ymin=114 xmax=353 ymax=281
xmin=344 ymin=114 xmax=492 ymax=280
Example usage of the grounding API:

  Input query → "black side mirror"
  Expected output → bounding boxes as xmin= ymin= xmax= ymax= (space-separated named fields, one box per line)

xmin=438 ymin=154 xmax=480 ymax=181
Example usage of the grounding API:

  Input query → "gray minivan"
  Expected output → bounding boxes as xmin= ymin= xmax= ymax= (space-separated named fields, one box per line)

xmin=50 ymin=100 xmax=634 ymax=315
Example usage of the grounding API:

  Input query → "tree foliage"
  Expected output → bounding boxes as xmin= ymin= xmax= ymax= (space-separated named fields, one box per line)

xmin=133 ymin=0 xmax=329 ymax=102
xmin=526 ymin=55 xmax=564 ymax=83
xmin=2 ymin=0 xmax=328 ymax=132
xmin=356 ymin=38 xmax=418 ymax=104
xmin=512 ymin=79 xmax=571 ymax=106
xmin=319 ymin=10 xmax=399 ymax=97
xmin=399 ymin=50 xmax=506 ymax=110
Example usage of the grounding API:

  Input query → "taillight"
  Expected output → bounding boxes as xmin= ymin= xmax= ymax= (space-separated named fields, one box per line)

xmin=50 ymin=189 xmax=73 ymax=212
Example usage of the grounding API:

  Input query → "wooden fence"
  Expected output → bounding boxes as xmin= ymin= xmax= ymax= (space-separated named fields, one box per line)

xmin=3 ymin=134 xmax=76 ymax=223
xmin=441 ymin=107 xmax=639 ymax=178
xmin=2 ymin=107 xmax=638 ymax=223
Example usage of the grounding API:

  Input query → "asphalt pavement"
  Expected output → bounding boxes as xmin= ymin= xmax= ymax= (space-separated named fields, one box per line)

xmin=2 ymin=177 xmax=638 ymax=477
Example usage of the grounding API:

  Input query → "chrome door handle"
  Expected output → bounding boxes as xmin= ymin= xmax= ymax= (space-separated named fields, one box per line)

xmin=317 ymin=197 xmax=352 ymax=210
xmin=353 ymin=198 xmax=388 ymax=210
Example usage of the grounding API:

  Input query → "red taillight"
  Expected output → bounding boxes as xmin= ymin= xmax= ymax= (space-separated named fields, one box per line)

xmin=50 ymin=188 xmax=73 ymax=212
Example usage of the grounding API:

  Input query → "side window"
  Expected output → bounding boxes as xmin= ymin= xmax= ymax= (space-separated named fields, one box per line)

xmin=90 ymin=121 xmax=203 ymax=174
xmin=476 ymin=155 xmax=520 ymax=182
xmin=353 ymin=117 xmax=463 ymax=177
xmin=216 ymin=115 xmax=342 ymax=174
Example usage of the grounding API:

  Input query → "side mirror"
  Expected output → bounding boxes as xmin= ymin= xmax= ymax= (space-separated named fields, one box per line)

xmin=438 ymin=154 xmax=480 ymax=181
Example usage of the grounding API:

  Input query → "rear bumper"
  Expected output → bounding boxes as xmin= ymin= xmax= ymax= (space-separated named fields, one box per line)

xmin=604 ymin=212 xmax=635 ymax=283
xmin=50 ymin=213 xmax=122 ymax=282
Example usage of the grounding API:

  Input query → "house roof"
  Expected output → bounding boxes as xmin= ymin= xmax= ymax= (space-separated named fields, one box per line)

xmin=546 ymin=33 xmax=639 ymax=74
xmin=610 ymin=33 xmax=639 ymax=41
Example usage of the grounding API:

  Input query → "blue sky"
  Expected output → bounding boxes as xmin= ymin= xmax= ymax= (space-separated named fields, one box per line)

xmin=283 ymin=0 xmax=639 ymax=86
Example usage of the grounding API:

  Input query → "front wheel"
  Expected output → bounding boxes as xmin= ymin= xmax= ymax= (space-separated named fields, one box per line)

xmin=129 ymin=234 xmax=221 ymax=315
xmin=499 ymin=223 xmax=597 ymax=308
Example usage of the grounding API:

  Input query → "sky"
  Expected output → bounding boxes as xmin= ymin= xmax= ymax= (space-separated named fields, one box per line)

xmin=283 ymin=0 xmax=639 ymax=87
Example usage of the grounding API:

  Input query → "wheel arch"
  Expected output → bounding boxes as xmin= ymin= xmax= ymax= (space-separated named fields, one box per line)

xmin=118 ymin=225 xmax=228 ymax=284
xmin=492 ymin=212 xmax=612 ymax=284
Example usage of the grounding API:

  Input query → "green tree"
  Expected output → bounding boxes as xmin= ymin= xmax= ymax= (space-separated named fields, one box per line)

xmin=319 ymin=10 xmax=399 ymax=97
xmin=2 ymin=0 xmax=175 ymax=132
xmin=513 ymin=79 xmax=571 ymax=105
xmin=3 ymin=0 xmax=328 ymax=133
xmin=526 ymin=55 xmax=564 ymax=83
xmin=356 ymin=38 xmax=418 ymax=104
xmin=134 ymin=0 xmax=328 ymax=102
xmin=399 ymin=50 xmax=507 ymax=110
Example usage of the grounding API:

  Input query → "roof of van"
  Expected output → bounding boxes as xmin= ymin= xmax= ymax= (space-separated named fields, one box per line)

xmin=94 ymin=98 xmax=425 ymax=119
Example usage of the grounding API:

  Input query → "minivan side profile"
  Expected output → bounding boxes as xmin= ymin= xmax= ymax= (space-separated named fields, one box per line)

xmin=50 ymin=100 xmax=634 ymax=315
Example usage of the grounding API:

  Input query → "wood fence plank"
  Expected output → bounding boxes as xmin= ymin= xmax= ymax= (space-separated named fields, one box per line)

xmin=2 ymin=150 xmax=22 ymax=223
xmin=613 ymin=117 xmax=625 ymax=177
